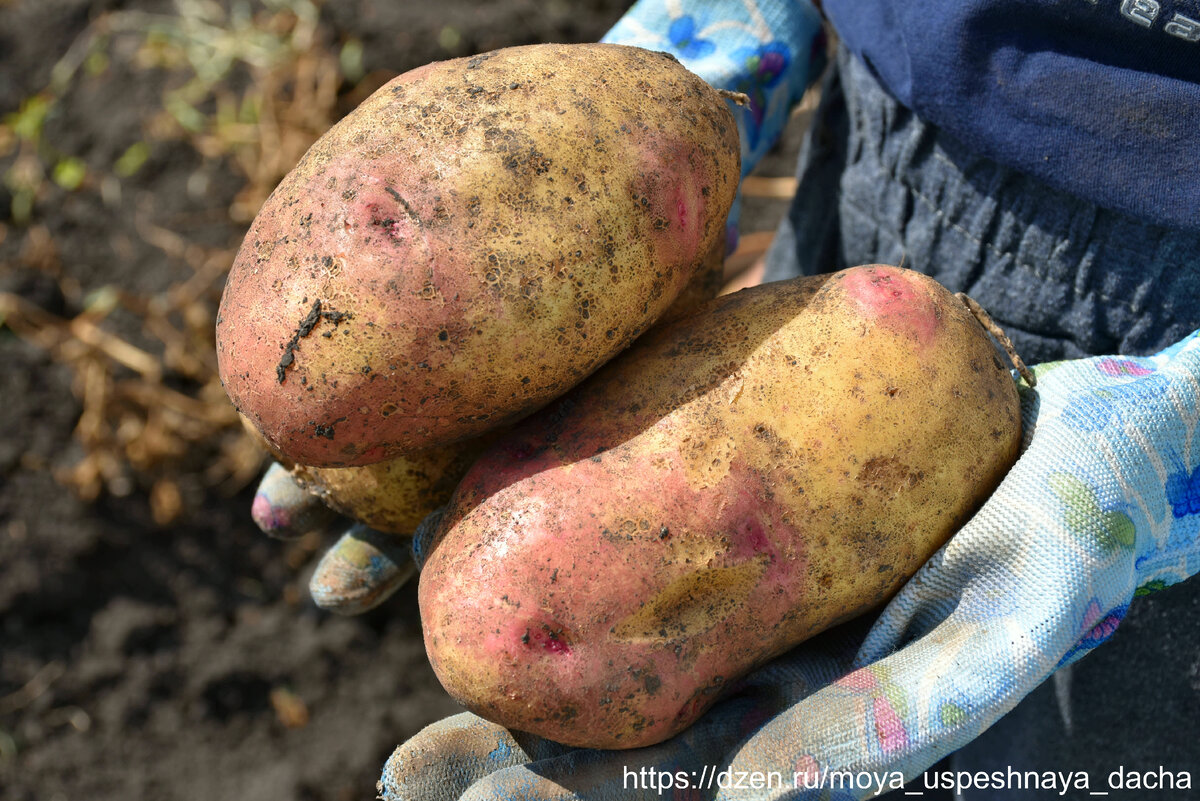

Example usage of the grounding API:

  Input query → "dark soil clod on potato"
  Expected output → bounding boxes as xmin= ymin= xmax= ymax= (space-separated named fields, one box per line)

xmin=277 ymin=299 xmax=324 ymax=383
xmin=276 ymin=300 xmax=353 ymax=384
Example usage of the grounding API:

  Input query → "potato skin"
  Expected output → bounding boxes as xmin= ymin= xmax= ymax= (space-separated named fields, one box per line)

xmin=217 ymin=43 xmax=740 ymax=467
xmin=281 ymin=234 xmax=725 ymax=533
xmin=290 ymin=443 xmax=486 ymax=534
xmin=419 ymin=265 xmax=1021 ymax=749
xmin=241 ymin=409 xmax=472 ymax=534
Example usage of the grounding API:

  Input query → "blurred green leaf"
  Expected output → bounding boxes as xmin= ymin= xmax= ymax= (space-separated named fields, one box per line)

xmin=85 ymin=49 xmax=110 ymax=77
xmin=437 ymin=25 xmax=462 ymax=53
xmin=0 ymin=728 xmax=17 ymax=761
xmin=237 ymin=93 xmax=259 ymax=124
xmin=167 ymin=96 xmax=208 ymax=133
xmin=10 ymin=188 xmax=34 ymax=225
xmin=339 ymin=39 xmax=364 ymax=83
xmin=115 ymin=142 xmax=151 ymax=177
xmin=52 ymin=157 xmax=88 ymax=191
xmin=6 ymin=95 xmax=52 ymax=143
xmin=83 ymin=285 xmax=121 ymax=315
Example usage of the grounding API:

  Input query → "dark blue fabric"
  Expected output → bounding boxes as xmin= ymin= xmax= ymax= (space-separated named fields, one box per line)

xmin=765 ymin=46 xmax=1200 ymax=363
xmin=820 ymin=0 xmax=1200 ymax=231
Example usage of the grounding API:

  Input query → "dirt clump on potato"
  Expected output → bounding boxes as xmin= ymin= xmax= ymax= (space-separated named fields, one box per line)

xmin=419 ymin=265 xmax=1022 ymax=749
xmin=217 ymin=43 xmax=740 ymax=468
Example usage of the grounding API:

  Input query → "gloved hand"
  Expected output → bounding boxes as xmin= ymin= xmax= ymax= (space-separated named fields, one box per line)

xmin=250 ymin=462 xmax=418 ymax=614
xmin=375 ymin=333 xmax=1200 ymax=800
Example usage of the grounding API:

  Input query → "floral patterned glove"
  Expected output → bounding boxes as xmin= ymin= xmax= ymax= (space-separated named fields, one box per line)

xmin=603 ymin=0 xmax=827 ymax=252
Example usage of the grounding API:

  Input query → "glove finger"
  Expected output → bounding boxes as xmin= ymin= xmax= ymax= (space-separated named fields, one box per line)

xmin=452 ymin=654 xmax=864 ymax=801
xmin=251 ymin=461 xmax=340 ymax=540
xmin=455 ymin=753 xmax=645 ymax=801
xmin=379 ymin=712 xmax=578 ymax=801
xmin=309 ymin=523 xmax=417 ymax=614
xmin=450 ymin=687 xmax=807 ymax=800
xmin=383 ymin=715 xmax=698 ymax=801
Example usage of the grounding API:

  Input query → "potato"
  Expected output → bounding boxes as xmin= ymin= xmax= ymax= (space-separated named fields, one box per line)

xmin=659 ymin=227 xmax=726 ymax=324
xmin=419 ymin=265 xmax=1021 ymax=749
xmin=216 ymin=43 xmax=740 ymax=467
xmin=290 ymin=441 xmax=489 ymax=535
xmin=282 ymin=234 xmax=726 ymax=533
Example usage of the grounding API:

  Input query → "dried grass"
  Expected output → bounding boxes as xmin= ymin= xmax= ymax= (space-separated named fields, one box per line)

xmin=1 ymin=1 xmax=349 ymax=524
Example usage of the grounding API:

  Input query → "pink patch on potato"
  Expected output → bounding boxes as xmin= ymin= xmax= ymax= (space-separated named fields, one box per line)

xmin=841 ymin=265 xmax=942 ymax=348
xmin=731 ymin=514 xmax=773 ymax=560
xmin=520 ymin=621 xmax=572 ymax=655
xmin=632 ymin=141 xmax=708 ymax=274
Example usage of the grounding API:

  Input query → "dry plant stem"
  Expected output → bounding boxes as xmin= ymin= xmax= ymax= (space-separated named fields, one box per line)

xmin=717 ymin=88 xmax=750 ymax=106
xmin=0 ymin=293 xmax=157 ymax=377
xmin=0 ymin=288 xmax=251 ymax=510
xmin=0 ymin=662 xmax=65 ymax=715
xmin=0 ymin=2 xmax=341 ymax=518
xmin=956 ymin=292 xmax=1036 ymax=387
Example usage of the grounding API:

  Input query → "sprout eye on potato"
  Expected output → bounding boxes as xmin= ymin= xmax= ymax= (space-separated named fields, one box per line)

xmin=418 ymin=265 xmax=1022 ymax=749
xmin=217 ymin=43 xmax=740 ymax=468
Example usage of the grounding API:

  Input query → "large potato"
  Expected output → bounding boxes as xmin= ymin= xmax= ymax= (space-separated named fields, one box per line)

xmin=284 ymin=233 xmax=725 ymax=534
xmin=217 ymin=43 xmax=740 ymax=467
xmin=419 ymin=265 xmax=1022 ymax=749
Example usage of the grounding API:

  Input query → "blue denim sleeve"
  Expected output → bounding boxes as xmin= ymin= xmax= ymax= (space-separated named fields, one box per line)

xmin=602 ymin=0 xmax=826 ymax=248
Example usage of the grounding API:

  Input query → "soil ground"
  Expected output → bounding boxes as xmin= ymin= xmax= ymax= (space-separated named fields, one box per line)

xmin=0 ymin=3 xmax=804 ymax=799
